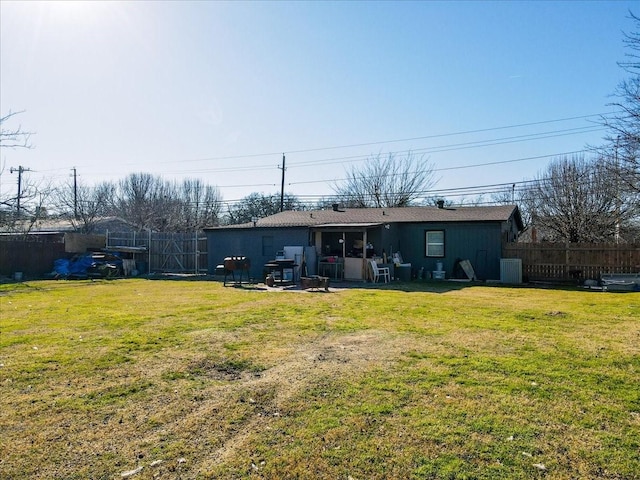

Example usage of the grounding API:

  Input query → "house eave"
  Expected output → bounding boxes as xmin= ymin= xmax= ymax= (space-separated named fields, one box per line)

xmin=312 ymin=222 xmax=384 ymax=230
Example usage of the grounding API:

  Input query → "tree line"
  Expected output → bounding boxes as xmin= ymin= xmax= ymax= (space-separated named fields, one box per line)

xmin=1 ymin=13 xmax=639 ymax=243
xmin=0 ymin=152 xmax=439 ymax=233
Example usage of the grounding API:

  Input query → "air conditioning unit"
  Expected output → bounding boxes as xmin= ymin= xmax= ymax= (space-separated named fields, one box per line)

xmin=500 ymin=258 xmax=522 ymax=284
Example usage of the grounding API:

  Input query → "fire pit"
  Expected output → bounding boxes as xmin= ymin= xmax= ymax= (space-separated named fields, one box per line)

xmin=300 ymin=275 xmax=330 ymax=291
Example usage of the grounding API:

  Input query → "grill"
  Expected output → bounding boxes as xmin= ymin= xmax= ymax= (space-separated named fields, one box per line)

xmin=223 ymin=256 xmax=251 ymax=286
xmin=264 ymin=259 xmax=298 ymax=285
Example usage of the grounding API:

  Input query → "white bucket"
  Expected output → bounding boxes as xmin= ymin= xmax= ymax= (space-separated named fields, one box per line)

xmin=14 ymin=272 xmax=23 ymax=281
xmin=436 ymin=262 xmax=443 ymax=272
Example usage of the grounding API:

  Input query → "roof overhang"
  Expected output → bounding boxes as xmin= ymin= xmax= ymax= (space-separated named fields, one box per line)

xmin=311 ymin=222 xmax=383 ymax=231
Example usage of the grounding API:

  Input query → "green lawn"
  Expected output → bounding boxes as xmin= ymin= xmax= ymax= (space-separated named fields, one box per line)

xmin=0 ymin=279 xmax=638 ymax=479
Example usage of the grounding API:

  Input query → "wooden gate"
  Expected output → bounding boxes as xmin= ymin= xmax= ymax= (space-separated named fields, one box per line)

xmin=106 ymin=231 xmax=207 ymax=274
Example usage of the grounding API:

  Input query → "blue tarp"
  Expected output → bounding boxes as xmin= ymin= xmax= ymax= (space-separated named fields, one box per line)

xmin=53 ymin=252 xmax=123 ymax=278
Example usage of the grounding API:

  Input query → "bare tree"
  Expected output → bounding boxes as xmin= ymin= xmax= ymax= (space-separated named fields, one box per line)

xmin=525 ymin=155 xmax=634 ymax=243
xmin=113 ymin=173 xmax=168 ymax=231
xmin=487 ymin=184 xmax=536 ymax=229
xmin=53 ymin=180 xmax=115 ymax=233
xmin=1 ymin=111 xmax=36 ymax=227
xmin=111 ymin=173 xmax=222 ymax=232
xmin=225 ymin=192 xmax=303 ymax=225
xmin=332 ymin=152 xmax=437 ymax=207
xmin=171 ymin=178 xmax=223 ymax=230
xmin=600 ymin=11 xmax=640 ymax=194
xmin=0 ymin=111 xmax=34 ymax=150
xmin=0 ymin=174 xmax=54 ymax=233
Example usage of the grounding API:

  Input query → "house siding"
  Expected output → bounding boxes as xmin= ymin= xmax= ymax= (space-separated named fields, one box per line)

xmin=397 ymin=222 xmax=504 ymax=280
xmin=207 ymin=227 xmax=309 ymax=280
xmin=205 ymin=206 xmax=521 ymax=282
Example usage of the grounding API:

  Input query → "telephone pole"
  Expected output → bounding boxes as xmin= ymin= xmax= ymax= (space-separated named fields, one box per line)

xmin=9 ymin=165 xmax=31 ymax=216
xmin=614 ymin=137 xmax=621 ymax=244
xmin=279 ymin=153 xmax=286 ymax=212
xmin=72 ymin=167 xmax=78 ymax=219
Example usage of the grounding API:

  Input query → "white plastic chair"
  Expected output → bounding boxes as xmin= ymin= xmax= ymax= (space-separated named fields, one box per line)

xmin=369 ymin=259 xmax=390 ymax=283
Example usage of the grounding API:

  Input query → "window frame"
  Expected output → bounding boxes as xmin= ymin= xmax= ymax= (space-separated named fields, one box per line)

xmin=425 ymin=230 xmax=445 ymax=257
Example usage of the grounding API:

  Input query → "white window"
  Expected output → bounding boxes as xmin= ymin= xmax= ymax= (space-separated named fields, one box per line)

xmin=426 ymin=230 xmax=445 ymax=257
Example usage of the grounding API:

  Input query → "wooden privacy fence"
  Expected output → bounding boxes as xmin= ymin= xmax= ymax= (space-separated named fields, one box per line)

xmin=106 ymin=231 xmax=207 ymax=274
xmin=0 ymin=233 xmax=68 ymax=277
xmin=502 ymin=242 xmax=640 ymax=281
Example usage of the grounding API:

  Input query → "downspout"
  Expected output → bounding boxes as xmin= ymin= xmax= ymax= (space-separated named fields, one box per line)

xmin=362 ymin=229 xmax=368 ymax=281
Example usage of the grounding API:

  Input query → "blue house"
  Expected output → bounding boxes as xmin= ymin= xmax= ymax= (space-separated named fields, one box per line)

xmin=204 ymin=204 xmax=523 ymax=282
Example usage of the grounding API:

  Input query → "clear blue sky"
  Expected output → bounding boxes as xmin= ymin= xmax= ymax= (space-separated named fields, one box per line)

xmin=0 ymin=1 xmax=636 ymax=207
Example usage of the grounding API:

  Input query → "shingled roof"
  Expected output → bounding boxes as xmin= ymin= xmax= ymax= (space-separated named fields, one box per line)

xmin=208 ymin=205 xmax=522 ymax=230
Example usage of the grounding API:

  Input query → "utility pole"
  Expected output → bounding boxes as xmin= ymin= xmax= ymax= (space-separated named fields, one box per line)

xmin=614 ymin=137 xmax=621 ymax=244
xmin=9 ymin=165 xmax=31 ymax=216
xmin=279 ymin=153 xmax=286 ymax=212
xmin=72 ymin=167 xmax=78 ymax=219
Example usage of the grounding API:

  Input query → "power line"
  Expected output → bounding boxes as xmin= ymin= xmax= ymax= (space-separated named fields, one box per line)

xmin=120 ymin=124 xmax=603 ymax=178
xmin=285 ymin=150 xmax=589 ymax=188
xmin=19 ymin=146 xmax=592 ymax=202
xmin=70 ymin=169 xmax=624 ymax=212
xmin=37 ymin=111 xmax=613 ymax=177
xmin=7 ymin=112 xmax=617 ymax=205
xmin=159 ymin=123 xmax=606 ymax=175
xmin=283 ymin=126 xmax=602 ymax=169
xmin=218 ymin=179 xmax=543 ymax=206
xmin=0 ymin=145 xmax=603 ymax=205
xmin=177 ymin=111 xmax=614 ymax=163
